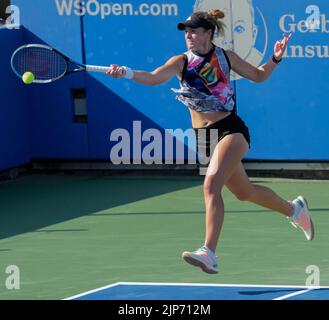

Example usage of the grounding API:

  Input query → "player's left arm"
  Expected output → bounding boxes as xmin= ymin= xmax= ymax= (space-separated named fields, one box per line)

xmin=226 ymin=33 xmax=292 ymax=83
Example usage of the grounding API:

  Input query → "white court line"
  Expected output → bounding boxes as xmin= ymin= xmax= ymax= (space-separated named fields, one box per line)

xmin=64 ymin=282 xmax=121 ymax=300
xmin=115 ymin=282 xmax=329 ymax=289
xmin=64 ymin=282 xmax=329 ymax=300
xmin=273 ymin=288 xmax=315 ymax=300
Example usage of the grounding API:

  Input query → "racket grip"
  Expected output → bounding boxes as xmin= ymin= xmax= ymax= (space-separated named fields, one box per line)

xmin=85 ymin=65 xmax=109 ymax=73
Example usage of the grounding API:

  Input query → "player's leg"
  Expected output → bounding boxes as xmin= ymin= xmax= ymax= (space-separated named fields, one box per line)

xmin=203 ymin=134 xmax=249 ymax=252
xmin=182 ymin=133 xmax=248 ymax=274
xmin=225 ymin=163 xmax=314 ymax=240
xmin=225 ymin=163 xmax=293 ymax=216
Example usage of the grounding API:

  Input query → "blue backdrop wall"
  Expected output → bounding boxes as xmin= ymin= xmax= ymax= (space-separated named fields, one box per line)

xmin=10 ymin=0 xmax=89 ymax=161
xmin=0 ymin=28 xmax=30 ymax=170
xmin=1 ymin=0 xmax=328 ymax=170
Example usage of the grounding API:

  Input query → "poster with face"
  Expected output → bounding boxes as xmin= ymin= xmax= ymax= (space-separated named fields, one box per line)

xmin=194 ymin=0 xmax=268 ymax=80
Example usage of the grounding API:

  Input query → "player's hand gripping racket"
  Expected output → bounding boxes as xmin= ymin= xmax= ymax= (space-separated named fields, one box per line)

xmin=11 ymin=44 xmax=109 ymax=83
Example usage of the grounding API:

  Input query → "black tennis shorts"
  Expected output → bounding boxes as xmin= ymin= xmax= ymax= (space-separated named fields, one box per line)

xmin=194 ymin=112 xmax=251 ymax=163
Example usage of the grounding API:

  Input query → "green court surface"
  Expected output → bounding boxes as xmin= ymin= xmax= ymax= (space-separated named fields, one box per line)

xmin=0 ymin=173 xmax=328 ymax=299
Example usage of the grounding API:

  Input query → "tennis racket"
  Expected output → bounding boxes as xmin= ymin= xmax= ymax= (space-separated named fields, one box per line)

xmin=11 ymin=44 xmax=109 ymax=83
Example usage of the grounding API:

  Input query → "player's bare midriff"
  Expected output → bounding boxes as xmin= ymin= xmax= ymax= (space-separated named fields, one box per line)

xmin=189 ymin=108 xmax=231 ymax=129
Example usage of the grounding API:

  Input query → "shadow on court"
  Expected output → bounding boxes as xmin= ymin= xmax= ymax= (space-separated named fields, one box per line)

xmin=1 ymin=174 xmax=326 ymax=240
xmin=0 ymin=174 xmax=202 ymax=240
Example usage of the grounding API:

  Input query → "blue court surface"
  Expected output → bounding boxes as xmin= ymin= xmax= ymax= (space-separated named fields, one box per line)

xmin=65 ymin=282 xmax=329 ymax=300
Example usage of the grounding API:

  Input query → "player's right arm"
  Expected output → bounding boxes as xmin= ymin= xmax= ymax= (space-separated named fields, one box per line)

xmin=106 ymin=55 xmax=186 ymax=86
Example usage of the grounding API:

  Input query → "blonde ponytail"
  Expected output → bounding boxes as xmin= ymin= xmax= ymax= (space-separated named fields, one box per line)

xmin=206 ymin=9 xmax=226 ymax=37
xmin=208 ymin=9 xmax=225 ymax=19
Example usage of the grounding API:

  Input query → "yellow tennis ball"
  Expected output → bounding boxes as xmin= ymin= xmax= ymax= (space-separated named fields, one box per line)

xmin=22 ymin=72 xmax=35 ymax=84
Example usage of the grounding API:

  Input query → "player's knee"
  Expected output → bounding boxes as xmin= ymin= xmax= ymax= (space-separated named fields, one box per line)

xmin=203 ymin=178 xmax=224 ymax=198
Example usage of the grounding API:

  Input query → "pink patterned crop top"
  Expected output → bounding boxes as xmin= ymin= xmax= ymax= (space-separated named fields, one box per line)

xmin=172 ymin=45 xmax=236 ymax=113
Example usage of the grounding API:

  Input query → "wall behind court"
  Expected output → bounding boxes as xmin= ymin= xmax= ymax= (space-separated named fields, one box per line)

xmin=9 ymin=0 xmax=89 ymax=161
xmin=0 ymin=28 xmax=30 ymax=171
xmin=1 ymin=0 xmax=328 ymax=170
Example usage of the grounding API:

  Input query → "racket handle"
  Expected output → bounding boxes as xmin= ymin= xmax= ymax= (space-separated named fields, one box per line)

xmin=85 ymin=65 xmax=109 ymax=73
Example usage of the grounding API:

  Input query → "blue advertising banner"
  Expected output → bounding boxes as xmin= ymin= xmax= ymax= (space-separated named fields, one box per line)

xmin=2 ymin=0 xmax=329 ymax=165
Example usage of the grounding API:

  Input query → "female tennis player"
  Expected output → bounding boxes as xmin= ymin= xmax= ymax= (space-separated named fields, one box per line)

xmin=106 ymin=10 xmax=314 ymax=274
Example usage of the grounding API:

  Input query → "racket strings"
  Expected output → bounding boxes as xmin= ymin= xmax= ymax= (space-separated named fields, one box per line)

xmin=12 ymin=47 xmax=67 ymax=81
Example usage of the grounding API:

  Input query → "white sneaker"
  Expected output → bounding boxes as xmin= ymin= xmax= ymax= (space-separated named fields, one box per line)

xmin=288 ymin=196 xmax=314 ymax=241
xmin=182 ymin=246 xmax=219 ymax=274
